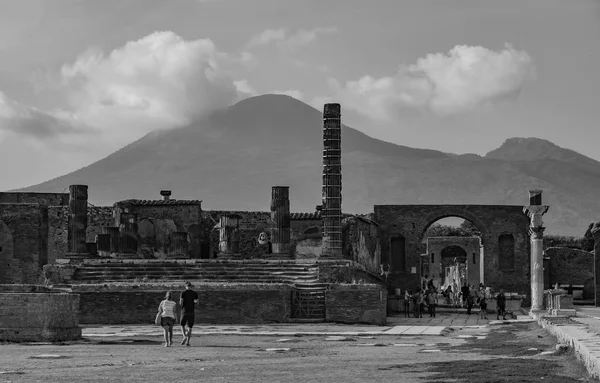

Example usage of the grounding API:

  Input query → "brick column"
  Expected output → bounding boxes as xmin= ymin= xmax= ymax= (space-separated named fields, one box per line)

xmin=171 ymin=232 xmax=189 ymax=258
xmin=523 ymin=189 xmax=549 ymax=313
xmin=592 ymin=222 xmax=600 ymax=307
xmin=102 ymin=227 xmax=120 ymax=256
xmin=218 ymin=214 xmax=241 ymax=257
xmin=321 ymin=103 xmax=343 ymax=258
xmin=66 ymin=185 xmax=89 ymax=256
xmin=270 ymin=186 xmax=291 ymax=255
xmin=96 ymin=233 xmax=111 ymax=258
xmin=118 ymin=213 xmax=138 ymax=256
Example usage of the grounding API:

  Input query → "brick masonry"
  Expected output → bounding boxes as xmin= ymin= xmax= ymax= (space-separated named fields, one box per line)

xmin=374 ymin=205 xmax=530 ymax=299
xmin=72 ymin=283 xmax=292 ymax=324
xmin=0 ymin=288 xmax=81 ymax=342
xmin=325 ymin=284 xmax=387 ymax=325
xmin=545 ymin=246 xmax=593 ymax=299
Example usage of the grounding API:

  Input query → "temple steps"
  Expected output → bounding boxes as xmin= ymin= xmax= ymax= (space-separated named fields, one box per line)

xmin=70 ymin=260 xmax=321 ymax=285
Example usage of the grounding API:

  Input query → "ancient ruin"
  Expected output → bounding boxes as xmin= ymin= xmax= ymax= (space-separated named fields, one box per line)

xmin=4 ymin=100 xmax=592 ymax=332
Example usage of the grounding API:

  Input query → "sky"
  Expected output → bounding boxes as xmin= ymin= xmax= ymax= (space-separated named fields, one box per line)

xmin=0 ymin=0 xmax=599 ymax=191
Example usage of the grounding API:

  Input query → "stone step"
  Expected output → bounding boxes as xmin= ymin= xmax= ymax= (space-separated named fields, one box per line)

xmin=72 ymin=274 xmax=319 ymax=282
xmin=75 ymin=269 xmax=318 ymax=276
xmin=75 ymin=267 xmax=319 ymax=273
xmin=78 ymin=262 xmax=317 ymax=268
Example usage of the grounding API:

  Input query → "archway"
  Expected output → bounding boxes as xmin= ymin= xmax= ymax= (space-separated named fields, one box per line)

xmin=421 ymin=216 xmax=483 ymax=291
xmin=0 ymin=220 xmax=14 ymax=283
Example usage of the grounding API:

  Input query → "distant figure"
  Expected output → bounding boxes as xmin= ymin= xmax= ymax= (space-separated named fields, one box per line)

xmin=413 ymin=291 xmax=423 ymax=318
xmin=496 ymin=289 xmax=507 ymax=320
xmin=180 ymin=281 xmax=199 ymax=346
xmin=461 ymin=283 xmax=470 ymax=308
xmin=427 ymin=290 xmax=437 ymax=318
xmin=157 ymin=291 xmax=178 ymax=347
xmin=479 ymin=296 xmax=488 ymax=319
xmin=404 ymin=290 xmax=411 ymax=318
xmin=466 ymin=293 xmax=475 ymax=315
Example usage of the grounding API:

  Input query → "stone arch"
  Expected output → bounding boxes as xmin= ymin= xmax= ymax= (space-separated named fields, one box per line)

xmin=498 ymin=232 xmax=515 ymax=270
xmin=0 ymin=220 xmax=14 ymax=283
xmin=418 ymin=210 xmax=488 ymax=246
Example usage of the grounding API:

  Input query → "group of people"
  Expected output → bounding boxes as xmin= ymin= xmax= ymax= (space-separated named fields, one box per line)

xmin=156 ymin=281 xmax=199 ymax=347
xmin=403 ymin=279 xmax=509 ymax=320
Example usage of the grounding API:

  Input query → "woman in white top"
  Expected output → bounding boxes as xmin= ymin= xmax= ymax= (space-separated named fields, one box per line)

xmin=158 ymin=291 xmax=178 ymax=347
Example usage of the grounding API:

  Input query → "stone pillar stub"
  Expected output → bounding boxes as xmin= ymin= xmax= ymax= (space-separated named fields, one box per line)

xmin=170 ymin=232 xmax=190 ymax=258
xmin=218 ymin=214 xmax=241 ymax=257
xmin=66 ymin=185 xmax=89 ymax=257
xmin=101 ymin=226 xmax=120 ymax=255
xmin=270 ymin=186 xmax=291 ymax=255
xmin=96 ymin=233 xmax=111 ymax=257
xmin=118 ymin=213 xmax=138 ymax=257
xmin=528 ymin=189 xmax=543 ymax=206
xmin=524 ymin=201 xmax=549 ymax=313
xmin=591 ymin=222 xmax=600 ymax=307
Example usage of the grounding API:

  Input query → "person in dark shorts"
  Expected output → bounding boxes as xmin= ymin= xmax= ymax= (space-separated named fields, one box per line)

xmin=496 ymin=289 xmax=506 ymax=320
xmin=180 ymin=281 xmax=199 ymax=346
xmin=158 ymin=291 xmax=178 ymax=347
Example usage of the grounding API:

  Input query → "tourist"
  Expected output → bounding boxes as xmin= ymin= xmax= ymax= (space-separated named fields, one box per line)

xmin=157 ymin=291 xmax=178 ymax=347
xmin=180 ymin=281 xmax=199 ymax=346
xmin=496 ymin=289 xmax=507 ymax=320
xmin=466 ymin=293 xmax=475 ymax=315
xmin=460 ymin=283 xmax=470 ymax=308
xmin=413 ymin=291 xmax=423 ymax=318
xmin=479 ymin=295 xmax=488 ymax=319
xmin=427 ymin=289 xmax=437 ymax=318
xmin=404 ymin=290 xmax=411 ymax=318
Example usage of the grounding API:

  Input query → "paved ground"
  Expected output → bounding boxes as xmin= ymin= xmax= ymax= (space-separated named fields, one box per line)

xmin=1 ymin=313 xmax=594 ymax=383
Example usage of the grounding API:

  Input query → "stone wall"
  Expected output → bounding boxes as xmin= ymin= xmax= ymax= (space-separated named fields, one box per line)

xmin=203 ymin=211 xmax=272 ymax=258
xmin=73 ymin=283 xmax=292 ymax=324
xmin=0 ymin=285 xmax=81 ymax=342
xmin=0 ymin=204 xmax=48 ymax=284
xmin=0 ymin=192 xmax=69 ymax=206
xmin=374 ymin=205 xmax=530 ymax=298
xmin=342 ymin=216 xmax=381 ymax=274
xmin=325 ymin=284 xmax=387 ymax=325
xmin=545 ymin=246 xmax=594 ymax=299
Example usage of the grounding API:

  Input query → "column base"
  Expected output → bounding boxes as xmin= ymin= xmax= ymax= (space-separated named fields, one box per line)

xmin=109 ymin=252 xmax=143 ymax=259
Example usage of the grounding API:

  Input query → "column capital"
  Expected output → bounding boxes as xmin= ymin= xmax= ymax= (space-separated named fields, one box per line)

xmin=528 ymin=226 xmax=545 ymax=239
xmin=523 ymin=205 xmax=549 ymax=228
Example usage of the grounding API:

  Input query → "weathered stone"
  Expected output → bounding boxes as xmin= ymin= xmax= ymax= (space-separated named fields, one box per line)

xmin=270 ymin=186 xmax=291 ymax=255
xmin=322 ymin=103 xmax=342 ymax=258
xmin=170 ymin=232 xmax=189 ymax=258
xmin=591 ymin=222 xmax=600 ymax=306
xmin=218 ymin=214 xmax=241 ymax=256
xmin=118 ymin=213 xmax=138 ymax=255
xmin=524 ymin=196 xmax=550 ymax=312
xmin=96 ymin=233 xmax=111 ymax=257
xmin=66 ymin=185 xmax=89 ymax=256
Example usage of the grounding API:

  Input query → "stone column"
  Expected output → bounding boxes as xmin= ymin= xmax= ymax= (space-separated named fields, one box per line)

xmin=96 ymin=233 xmax=111 ymax=258
xmin=118 ymin=213 xmax=138 ymax=256
xmin=321 ymin=103 xmax=343 ymax=258
xmin=270 ymin=186 xmax=291 ymax=255
xmin=218 ymin=214 xmax=241 ymax=257
xmin=171 ymin=232 xmax=189 ymax=258
xmin=523 ymin=189 xmax=549 ymax=313
xmin=591 ymin=222 xmax=600 ymax=306
xmin=66 ymin=185 xmax=89 ymax=256
xmin=102 ymin=226 xmax=120 ymax=255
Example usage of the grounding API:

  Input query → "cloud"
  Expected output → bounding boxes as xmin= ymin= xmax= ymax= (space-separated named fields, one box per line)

xmin=0 ymin=90 xmax=88 ymax=142
xmin=234 ymin=79 xmax=258 ymax=98
xmin=246 ymin=27 xmax=338 ymax=51
xmin=323 ymin=44 xmax=535 ymax=119
xmin=272 ymin=89 xmax=304 ymax=101
xmin=56 ymin=31 xmax=240 ymax=139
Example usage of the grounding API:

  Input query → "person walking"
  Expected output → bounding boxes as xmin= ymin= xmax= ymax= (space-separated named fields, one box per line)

xmin=496 ymin=289 xmax=507 ymax=320
xmin=479 ymin=295 xmax=488 ymax=319
xmin=466 ymin=293 xmax=475 ymax=315
xmin=157 ymin=291 xmax=178 ymax=347
xmin=180 ymin=281 xmax=199 ymax=346
xmin=427 ymin=289 xmax=437 ymax=318
xmin=461 ymin=283 xmax=470 ymax=308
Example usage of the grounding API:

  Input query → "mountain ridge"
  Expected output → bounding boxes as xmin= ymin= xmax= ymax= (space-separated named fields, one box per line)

xmin=12 ymin=94 xmax=600 ymax=236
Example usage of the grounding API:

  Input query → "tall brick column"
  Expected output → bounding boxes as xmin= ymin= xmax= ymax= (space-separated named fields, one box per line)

xmin=592 ymin=222 xmax=600 ymax=307
xmin=270 ymin=186 xmax=291 ymax=255
xmin=218 ymin=214 xmax=241 ymax=257
xmin=118 ymin=213 xmax=138 ymax=256
xmin=523 ymin=189 xmax=549 ymax=313
xmin=96 ymin=234 xmax=111 ymax=258
xmin=102 ymin=226 xmax=120 ymax=256
xmin=66 ymin=185 xmax=89 ymax=256
xmin=321 ymin=103 xmax=343 ymax=258
xmin=171 ymin=232 xmax=190 ymax=258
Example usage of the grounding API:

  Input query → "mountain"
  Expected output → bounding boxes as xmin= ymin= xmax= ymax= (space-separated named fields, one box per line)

xmin=14 ymin=95 xmax=600 ymax=236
